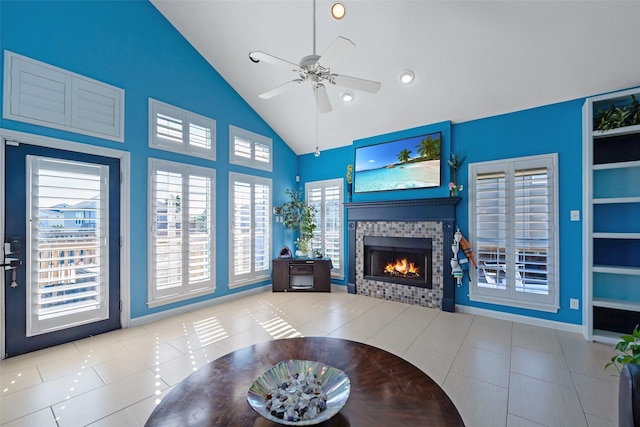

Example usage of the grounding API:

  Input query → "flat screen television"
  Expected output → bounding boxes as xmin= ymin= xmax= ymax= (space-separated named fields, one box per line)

xmin=354 ymin=131 xmax=441 ymax=193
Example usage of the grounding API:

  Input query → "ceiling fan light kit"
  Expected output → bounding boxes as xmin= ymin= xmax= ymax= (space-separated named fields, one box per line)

xmin=341 ymin=91 xmax=354 ymax=102
xmin=248 ymin=0 xmax=380 ymax=114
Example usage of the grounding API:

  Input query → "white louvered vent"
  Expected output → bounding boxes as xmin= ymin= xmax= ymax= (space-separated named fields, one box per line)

xmin=4 ymin=51 xmax=124 ymax=142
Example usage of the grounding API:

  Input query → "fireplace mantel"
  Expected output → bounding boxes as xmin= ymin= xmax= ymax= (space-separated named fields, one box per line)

xmin=345 ymin=197 xmax=459 ymax=222
xmin=345 ymin=197 xmax=460 ymax=312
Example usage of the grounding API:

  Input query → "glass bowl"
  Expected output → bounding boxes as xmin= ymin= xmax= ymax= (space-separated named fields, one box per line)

xmin=247 ymin=359 xmax=351 ymax=425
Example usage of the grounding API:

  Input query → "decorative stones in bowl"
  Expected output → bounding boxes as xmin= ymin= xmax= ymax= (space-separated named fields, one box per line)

xmin=246 ymin=359 xmax=351 ymax=425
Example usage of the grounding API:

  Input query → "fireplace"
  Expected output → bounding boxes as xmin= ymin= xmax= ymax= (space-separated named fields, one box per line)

xmin=345 ymin=198 xmax=460 ymax=311
xmin=364 ymin=236 xmax=432 ymax=288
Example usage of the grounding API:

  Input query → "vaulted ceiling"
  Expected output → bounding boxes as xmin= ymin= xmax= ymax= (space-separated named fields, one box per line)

xmin=151 ymin=0 xmax=640 ymax=155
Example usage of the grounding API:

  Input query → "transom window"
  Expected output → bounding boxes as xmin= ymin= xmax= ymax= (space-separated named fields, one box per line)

xmin=229 ymin=125 xmax=272 ymax=171
xmin=149 ymin=98 xmax=216 ymax=160
xmin=468 ymin=154 xmax=559 ymax=312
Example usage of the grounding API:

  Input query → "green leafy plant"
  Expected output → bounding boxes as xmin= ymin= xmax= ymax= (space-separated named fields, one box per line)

xmin=594 ymin=95 xmax=640 ymax=131
xmin=281 ymin=188 xmax=317 ymax=253
xmin=628 ymin=95 xmax=640 ymax=125
xmin=605 ymin=325 xmax=640 ymax=373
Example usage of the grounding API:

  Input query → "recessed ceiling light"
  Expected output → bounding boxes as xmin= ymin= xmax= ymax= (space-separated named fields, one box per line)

xmin=341 ymin=91 xmax=354 ymax=102
xmin=399 ymin=70 xmax=415 ymax=84
xmin=331 ymin=2 xmax=346 ymax=20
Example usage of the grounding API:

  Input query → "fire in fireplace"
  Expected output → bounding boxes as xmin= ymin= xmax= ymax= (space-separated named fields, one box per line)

xmin=363 ymin=236 xmax=432 ymax=288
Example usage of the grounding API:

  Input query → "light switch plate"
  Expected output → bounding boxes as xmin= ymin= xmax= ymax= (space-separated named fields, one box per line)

xmin=570 ymin=298 xmax=579 ymax=310
xmin=570 ymin=210 xmax=580 ymax=221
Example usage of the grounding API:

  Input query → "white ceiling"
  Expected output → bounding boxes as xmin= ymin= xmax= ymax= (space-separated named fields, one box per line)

xmin=151 ymin=0 xmax=640 ymax=155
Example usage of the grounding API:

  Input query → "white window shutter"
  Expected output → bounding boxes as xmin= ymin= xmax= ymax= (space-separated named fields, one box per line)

xmin=148 ymin=159 xmax=216 ymax=307
xmin=228 ymin=172 xmax=272 ymax=288
xmin=469 ymin=154 xmax=559 ymax=312
xmin=4 ymin=51 xmax=124 ymax=142
xmin=229 ymin=125 xmax=273 ymax=171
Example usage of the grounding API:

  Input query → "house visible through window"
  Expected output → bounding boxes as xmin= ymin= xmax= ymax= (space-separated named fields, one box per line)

xmin=148 ymin=158 xmax=216 ymax=307
xmin=229 ymin=125 xmax=272 ymax=171
xmin=306 ymin=179 xmax=344 ymax=279
xmin=469 ymin=154 xmax=559 ymax=312
xmin=229 ymin=172 xmax=272 ymax=288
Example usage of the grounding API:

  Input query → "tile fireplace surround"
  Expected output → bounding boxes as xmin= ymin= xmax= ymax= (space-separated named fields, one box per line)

xmin=345 ymin=198 xmax=460 ymax=312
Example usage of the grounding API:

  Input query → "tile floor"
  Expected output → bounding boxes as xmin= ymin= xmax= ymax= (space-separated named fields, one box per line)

xmin=0 ymin=286 xmax=620 ymax=427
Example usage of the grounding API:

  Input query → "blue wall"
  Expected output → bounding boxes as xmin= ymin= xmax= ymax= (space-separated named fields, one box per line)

xmin=0 ymin=0 xmax=298 ymax=319
xmin=301 ymin=103 xmax=584 ymax=325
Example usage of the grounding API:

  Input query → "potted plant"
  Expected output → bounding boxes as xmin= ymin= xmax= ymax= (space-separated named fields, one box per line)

xmin=606 ymin=325 xmax=640 ymax=426
xmin=281 ymin=188 xmax=317 ymax=257
xmin=606 ymin=325 xmax=640 ymax=373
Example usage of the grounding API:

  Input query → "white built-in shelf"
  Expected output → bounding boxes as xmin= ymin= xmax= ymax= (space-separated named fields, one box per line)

xmin=593 ymin=124 xmax=640 ymax=139
xmin=592 ymin=159 xmax=640 ymax=170
xmin=584 ymin=89 xmax=640 ymax=343
xmin=592 ymin=329 xmax=624 ymax=345
xmin=593 ymin=197 xmax=640 ymax=204
xmin=592 ymin=297 xmax=640 ymax=312
xmin=593 ymin=232 xmax=640 ymax=239
xmin=592 ymin=265 xmax=640 ymax=275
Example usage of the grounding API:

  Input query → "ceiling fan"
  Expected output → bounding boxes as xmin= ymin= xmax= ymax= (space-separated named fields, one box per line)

xmin=248 ymin=0 xmax=381 ymax=113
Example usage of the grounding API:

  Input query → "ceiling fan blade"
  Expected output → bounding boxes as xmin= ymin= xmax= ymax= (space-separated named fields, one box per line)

xmin=330 ymin=74 xmax=381 ymax=93
xmin=314 ymin=84 xmax=332 ymax=113
xmin=249 ymin=51 xmax=300 ymax=70
xmin=259 ymin=79 xmax=304 ymax=99
xmin=317 ymin=36 xmax=355 ymax=70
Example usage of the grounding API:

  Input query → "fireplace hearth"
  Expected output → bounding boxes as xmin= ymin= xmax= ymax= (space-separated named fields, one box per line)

xmin=364 ymin=236 xmax=432 ymax=288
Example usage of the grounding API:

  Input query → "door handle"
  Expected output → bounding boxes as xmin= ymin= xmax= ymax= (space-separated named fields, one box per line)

xmin=2 ymin=258 xmax=22 ymax=270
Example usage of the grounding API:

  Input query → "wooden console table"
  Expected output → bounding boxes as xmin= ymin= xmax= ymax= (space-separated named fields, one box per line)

xmin=272 ymin=258 xmax=331 ymax=292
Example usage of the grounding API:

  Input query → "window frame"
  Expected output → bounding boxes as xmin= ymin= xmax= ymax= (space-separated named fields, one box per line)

xmin=229 ymin=125 xmax=273 ymax=171
xmin=305 ymin=178 xmax=344 ymax=279
xmin=148 ymin=158 xmax=216 ymax=308
xmin=228 ymin=172 xmax=272 ymax=288
xmin=148 ymin=98 xmax=216 ymax=160
xmin=468 ymin=153 xmax=559 ymax=313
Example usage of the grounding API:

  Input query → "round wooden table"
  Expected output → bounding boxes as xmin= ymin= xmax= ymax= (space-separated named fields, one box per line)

xmin=145 ymin=336 xmax=464 ymax=426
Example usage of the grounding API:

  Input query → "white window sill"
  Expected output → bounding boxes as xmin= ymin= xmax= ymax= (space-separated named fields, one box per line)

xmin=228 ymin=275 xmax=271 ymax=289
xmin=147 ymin=287 xmax=216 ymax=308
xmin=468 ymin=293 xmax=559 ymax=313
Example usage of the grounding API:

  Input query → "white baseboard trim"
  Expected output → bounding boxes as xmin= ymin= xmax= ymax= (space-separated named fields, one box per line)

xmin=129 ymin=285 xmax=272 ymax=327
xmin=455 ymin=304 xmax=585 ymax=335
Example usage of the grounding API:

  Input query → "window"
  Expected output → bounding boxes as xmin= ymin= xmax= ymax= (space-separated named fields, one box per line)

xmin=469 ymin=154 xmax=559 ymax=312
xmin=26 ymin=156 xmax=109 ymax=335
xmin=229 ymin=172 xmax=272 ymax=288
xmin=306 ymin=179 xmax=344 ymax=279
xmin=229 ymin=125 xmax=272 ymax=171
xmin=148 ymin=159 xmax=215 ymax=307
xmin=149 ymin=99 xmax=216 ymax=160
xmin=4 ymin=51 xmax=124 ymax=141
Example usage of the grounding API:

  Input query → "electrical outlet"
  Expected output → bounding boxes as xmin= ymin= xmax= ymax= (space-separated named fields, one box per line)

xmin=570 ymin=298 xmax=579 ymax=310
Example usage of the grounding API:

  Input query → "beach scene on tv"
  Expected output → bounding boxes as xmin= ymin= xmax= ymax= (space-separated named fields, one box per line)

xmin=354 ymin=132 xmax=441 ymax=193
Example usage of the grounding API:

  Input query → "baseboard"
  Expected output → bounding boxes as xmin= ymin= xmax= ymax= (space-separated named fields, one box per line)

xmin=129 ymin=285 xmax=272 ymax=327
xmin=455 ymin=304 xmax=585 ymax=335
